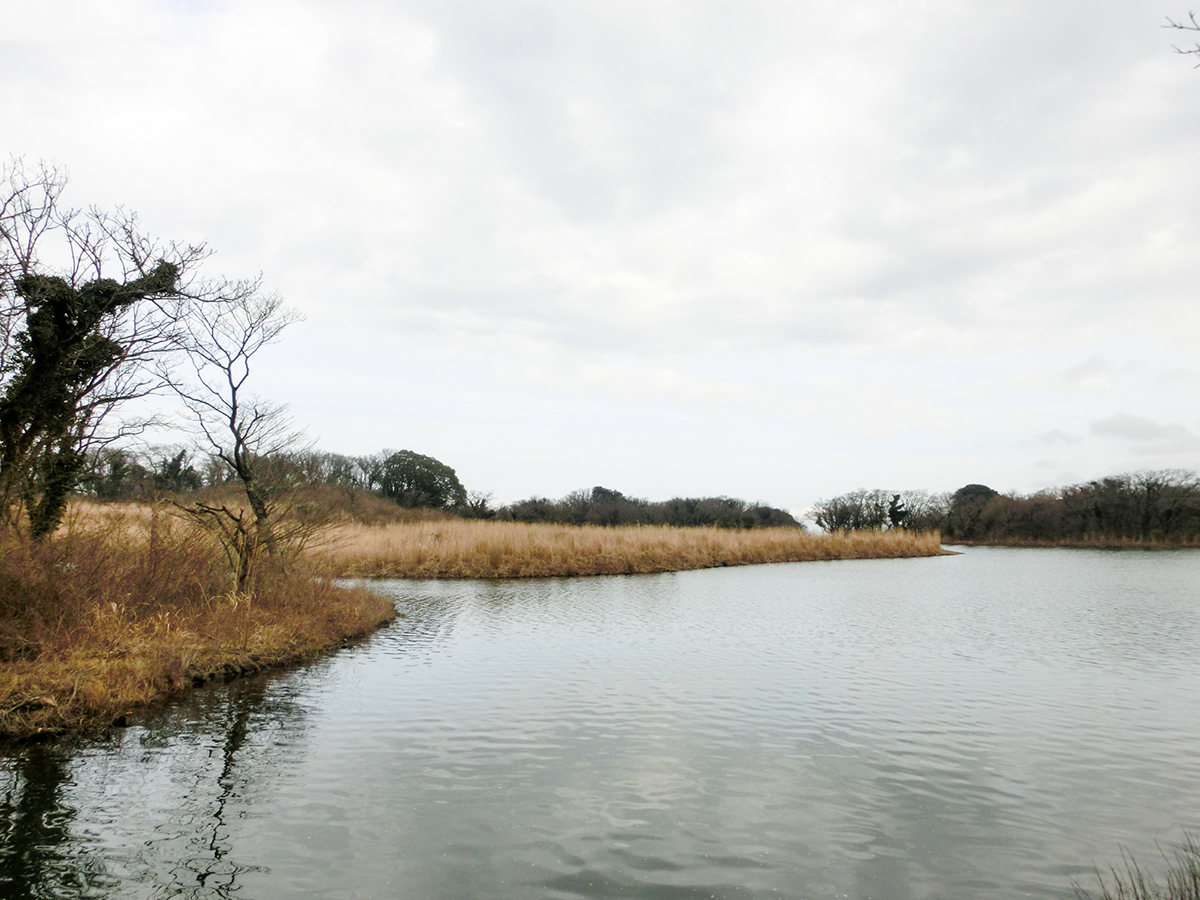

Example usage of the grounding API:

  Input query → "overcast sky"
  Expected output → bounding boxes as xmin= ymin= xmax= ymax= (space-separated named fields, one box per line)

xmin=4 ymin=0 xmax=1199 ymax=514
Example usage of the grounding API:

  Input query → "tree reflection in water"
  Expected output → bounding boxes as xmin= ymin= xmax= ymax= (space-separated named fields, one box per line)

xmin=0 ymin=746 xmax=118 ymax=897
xmin=0 ymin=671 xmax=307 ymax=898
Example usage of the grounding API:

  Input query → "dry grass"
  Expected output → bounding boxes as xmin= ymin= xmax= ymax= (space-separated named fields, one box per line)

xmin=1076 ymin=834 xmax=1200 ymax=900
xmin=0 ymin=506 xmax=396 ymax=741
xmin=317 ymin=519 xmax=947 ymax=579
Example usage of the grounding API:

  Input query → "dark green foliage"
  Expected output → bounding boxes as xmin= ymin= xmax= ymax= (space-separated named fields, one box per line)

xmin=153 ymin=450 xmax=203 ymax=494
xmin=87 ymin=448 xmax=203 ymax=499
xmin=942 ymin=484 xmax=1000 ymax=541
xmin=372 ymin=450 xmax=467 ymax=509
xmin=90 ymin=449 xmax=152 ymax=499
xmin=499 ymin=486 xmax=800 ymax=529
xmin=0 ymin=263 xmax=180 ymax=537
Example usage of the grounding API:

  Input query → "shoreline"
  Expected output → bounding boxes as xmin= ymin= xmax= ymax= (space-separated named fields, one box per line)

xmin=0 ymin=511 xmax=400 ymax=743
xmin=0 ymin=585 xmax=397 ymax=745
xmin=945 ymin=538 xmax=1200 ymax=550
xmin=2 ymin=515 xmax=944 ymax=743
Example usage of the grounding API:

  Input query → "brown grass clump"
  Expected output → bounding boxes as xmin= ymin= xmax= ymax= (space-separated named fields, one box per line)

xmin=317 ymin=519 xmax=947 ymax=579
xmin=0 ymin=506 xmax=396 ymax=741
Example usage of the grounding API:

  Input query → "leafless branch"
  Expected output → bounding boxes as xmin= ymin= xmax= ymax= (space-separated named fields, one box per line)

xmin=1166 ymin=12 xmax=1200 ymax=64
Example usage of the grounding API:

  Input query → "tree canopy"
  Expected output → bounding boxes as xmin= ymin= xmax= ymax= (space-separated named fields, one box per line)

xmin=372 ymin=450 xmax=468 ymax=509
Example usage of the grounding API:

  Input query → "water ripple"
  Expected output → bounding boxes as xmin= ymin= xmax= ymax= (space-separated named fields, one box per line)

xmin=3 ymin=549 xmax=1200 ymax=898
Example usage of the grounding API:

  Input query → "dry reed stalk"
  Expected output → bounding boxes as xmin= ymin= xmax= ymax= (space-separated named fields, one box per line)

xmin=1076 ymin=834 xmax=1200 ymax=900
xmin=317 ymin=520 xmax=947 ymax=579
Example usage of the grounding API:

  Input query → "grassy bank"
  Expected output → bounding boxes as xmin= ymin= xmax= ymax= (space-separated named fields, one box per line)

xmin=0 ymin=508 xmax=396 ymax=741
xmin=318 ymin=519 xmax=947 ymax=578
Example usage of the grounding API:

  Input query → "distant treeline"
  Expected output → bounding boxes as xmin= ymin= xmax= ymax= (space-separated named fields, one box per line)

xmin=495 ymin=486 xmax=799 ymax=529
xmin=87 ymin=447 xmax=484 ymax=510
xmin=812 ymin=470 xmax=1200 ymax=544
xmin=85 ymin=447 xmax=799 ymax=529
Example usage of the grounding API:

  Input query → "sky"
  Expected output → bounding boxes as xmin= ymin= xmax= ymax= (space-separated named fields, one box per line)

xmin=3 ymin=0 xmax=1199 ymax=515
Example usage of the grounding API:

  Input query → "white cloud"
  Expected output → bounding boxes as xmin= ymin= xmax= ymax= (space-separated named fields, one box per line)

xmin=1090 ymin=413 xmax=1197 ymax=447
xmin=3 ymin=0 xmax=1199 ymax=507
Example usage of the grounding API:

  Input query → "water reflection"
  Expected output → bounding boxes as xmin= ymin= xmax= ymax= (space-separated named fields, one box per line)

xmin=0 ymin=670 xmax=314 ymax=898
xmin=136 ymin=678 xmax=273 ymax=897
xmin=1 ymin=549 xmax=1199 ymax=899
xmin=0 ymin=747 xmax=116 ymax=897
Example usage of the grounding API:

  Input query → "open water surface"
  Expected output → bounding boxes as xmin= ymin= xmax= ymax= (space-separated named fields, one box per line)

xmin=3 ymin=546 xmax=1200 ymax=899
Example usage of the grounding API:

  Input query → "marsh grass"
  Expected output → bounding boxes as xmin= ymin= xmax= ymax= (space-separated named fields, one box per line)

xmin=0 ymin=504 xmax=396 ymax=740
xmin=318 ymin=519 xmax=947 ymax=579
xmin=1077 ymin=835 xmax=1200 ymax=900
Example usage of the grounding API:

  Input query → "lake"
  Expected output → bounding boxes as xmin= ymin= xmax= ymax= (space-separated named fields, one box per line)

xmin=3 ymin=546 xmax=1200 ymax=899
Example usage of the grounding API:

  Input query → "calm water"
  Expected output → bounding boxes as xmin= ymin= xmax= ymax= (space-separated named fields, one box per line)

xmin=3 ymin=547 xmax=1200 ymax=899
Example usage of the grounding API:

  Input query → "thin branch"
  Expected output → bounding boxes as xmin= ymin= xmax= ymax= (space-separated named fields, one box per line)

xmin=1166 ymin=12 xmax=1200 ymax=64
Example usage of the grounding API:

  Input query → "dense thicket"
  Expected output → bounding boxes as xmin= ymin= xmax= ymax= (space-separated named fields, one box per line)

xmin=497 ymin=486 xmax=800 ymax=529
xmin=812 ymin=471 xmax=1200 ymax=544
xmin=942 ymin=471 xmax=1200 ymax=543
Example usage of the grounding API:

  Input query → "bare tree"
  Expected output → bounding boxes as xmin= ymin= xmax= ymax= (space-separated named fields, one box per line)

xmin=168 ymin=287 xmax=308 ymax=589
xmin=1166 ymin=12 xmax=1200 ymax=64
xmin=0 ymin=158 xmax=208 ymax=537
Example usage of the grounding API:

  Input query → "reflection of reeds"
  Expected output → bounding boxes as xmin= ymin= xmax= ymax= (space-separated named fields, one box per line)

xmin=1076 ymin=834 xmax=1200 ymax=900
xmin=0 ymin=506 xmax=395 ymax=740
xmin=318 ymin=520 xmax=947 ymax=579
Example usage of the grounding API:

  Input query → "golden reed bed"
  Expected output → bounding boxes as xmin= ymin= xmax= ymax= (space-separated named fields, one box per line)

xmin=317 ymin=520 xmax=947 ymax=579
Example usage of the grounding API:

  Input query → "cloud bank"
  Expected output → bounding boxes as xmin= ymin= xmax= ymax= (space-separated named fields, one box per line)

xmin=3 ymin=0 xmax=1198 ymax=507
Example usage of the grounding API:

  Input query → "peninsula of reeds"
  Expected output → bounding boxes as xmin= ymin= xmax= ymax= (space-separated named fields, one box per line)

xmin=0 ymin=506 xmax=396 ymax=741
xmin=318 ymin=519 xmax=946 ymax=579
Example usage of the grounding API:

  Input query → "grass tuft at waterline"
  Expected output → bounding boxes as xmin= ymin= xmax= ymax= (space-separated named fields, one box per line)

xmin=1076 ymin=833 xmax=1200 ymax=900
xmin=0 ymin=508 xmax=396 ymax=741
xmin=318 ymin=519 xmax=947 ymax=579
